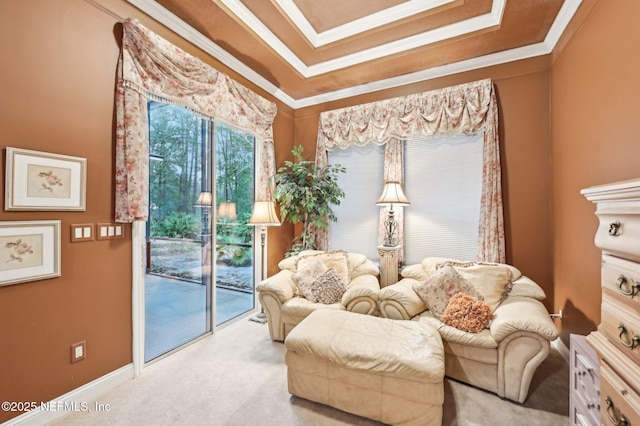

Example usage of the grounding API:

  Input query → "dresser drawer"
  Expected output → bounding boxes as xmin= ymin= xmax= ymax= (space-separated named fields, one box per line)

xmin=602 ymin=255 xmax=640 ymax=309
xmin=600 ymin=363 xmax=640 ymax=426
xmin=601 ymin=292 xmax=640 ymax=364
xmin=595 ymin=213 xmax=640 ymax=262
xmin=571 ymin=334 xmax=601 ymax=425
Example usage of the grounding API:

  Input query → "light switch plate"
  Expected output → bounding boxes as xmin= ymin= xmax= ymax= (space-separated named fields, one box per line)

xmin=70 ymin=224 xmax=94 ymax=242
xmin=96 ymin=223 xmax=125 ymax=240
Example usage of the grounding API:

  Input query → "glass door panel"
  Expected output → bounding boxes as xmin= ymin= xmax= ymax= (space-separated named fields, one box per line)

xmin=145 ymin=101 xmax=211 ymax=362
xmin=214 ymin=122 xmax=255 ymax=326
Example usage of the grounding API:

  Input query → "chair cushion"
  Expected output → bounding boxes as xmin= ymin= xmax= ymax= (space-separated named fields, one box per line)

xmin=281 ymin=297 xmax=344 ymax=326
xmin=297 ymin=268 xmax=346 ymax=304
xmin=412 ymin=265 xmax=483 ymax=320
xmin=441 ymin=292 xmax=493 ymax=333
xmin=291 ymin=258 xmax=328 ymax=296
xmin=415 ymin=312 xmax=498 ymax=349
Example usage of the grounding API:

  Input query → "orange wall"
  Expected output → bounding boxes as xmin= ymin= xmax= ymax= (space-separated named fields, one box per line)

xmin=550 ymin=0 xmax=640 ymax=341
xmin=294 ymin=58 xmax=554 ymax=309
xmin=0 ymin=0 xmax=293 ymax=422
xmin=2 ymin=0 xmax=635 ymax=420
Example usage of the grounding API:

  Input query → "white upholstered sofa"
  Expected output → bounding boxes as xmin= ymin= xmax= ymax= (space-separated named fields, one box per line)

xmin=377 ymin=257 xmax=559 ymax=403
xmin=256 ymin=250 xmax=380 ymax=342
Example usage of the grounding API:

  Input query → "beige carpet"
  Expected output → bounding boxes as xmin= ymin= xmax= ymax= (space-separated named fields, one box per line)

xmin=51 ymin=318 xmax=569 ymax=426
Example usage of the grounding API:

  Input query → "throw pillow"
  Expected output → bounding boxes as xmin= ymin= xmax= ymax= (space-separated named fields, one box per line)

xmin=437 ymin=261 xmax=515 ymax=310
xmin=412 ymin=264 xmax=483 ymax=320
xmin=421 ymin=257 xmax=466 ymax=276
xmin=298 ymin=268 xmax=346 ymax=304
xmin=278 ymin=250 xmax=322 ymax=271
xmin=296 ymin=250 xmax=350 ymax=287
xmin=291 ymin=258 xmax=328 ymax=296
xmin=441 ymin=292 xmax=493 ymax=333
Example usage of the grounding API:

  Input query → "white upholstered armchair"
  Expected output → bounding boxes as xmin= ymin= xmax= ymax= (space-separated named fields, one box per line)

xmin=256 ymin=250 xmax=380 ymax=342
xmin=377 ymin=257 xmax=559 ymax=403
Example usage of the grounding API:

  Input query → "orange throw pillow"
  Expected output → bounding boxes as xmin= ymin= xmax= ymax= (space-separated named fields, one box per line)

xmin=441 ymin=292 xmax=493 ymax=333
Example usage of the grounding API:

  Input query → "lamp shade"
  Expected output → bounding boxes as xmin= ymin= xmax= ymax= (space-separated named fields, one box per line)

xmin=217 ymin=201 xmax=237 ymax=219
xmin=194 ymin=191 xmax=213 ymax=207
xmin=376 ymin=181 xmax=410 ymax=206
xmin=248 ymin=201 xmax=281 ymax=226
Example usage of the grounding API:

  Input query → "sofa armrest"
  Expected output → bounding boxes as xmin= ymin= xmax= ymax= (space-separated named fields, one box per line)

xmin=342 ymin=274 xmax=379 ymax=314
xmin=378 ymin=278 xmax=427 ymax=320
xmin=256 ymin=270 xmax=296 ymax=303
xmin=490 ymin=296 xmax=559 ymax=342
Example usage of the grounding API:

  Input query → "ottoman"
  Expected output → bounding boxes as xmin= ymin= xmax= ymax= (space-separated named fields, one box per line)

xmin=284 ymin=310 xmax=445 ymax=426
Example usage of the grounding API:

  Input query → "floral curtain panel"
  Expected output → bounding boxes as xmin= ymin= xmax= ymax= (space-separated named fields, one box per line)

xmin=379 ymin=139 xmax=406 ymax=261
xmin=316 ymin=79 xmax=505 ymax=263
xmin=115 ymin=19 xmax=277 ymax=222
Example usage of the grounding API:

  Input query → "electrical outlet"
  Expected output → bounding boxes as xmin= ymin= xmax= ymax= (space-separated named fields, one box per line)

xmin=71 ymin=341 xmax=86 ymax=363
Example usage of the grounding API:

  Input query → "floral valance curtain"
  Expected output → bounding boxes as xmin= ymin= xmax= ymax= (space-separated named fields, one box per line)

xmin=115 ymin=19 xmax=277 ymax=222
xmin=316 ymin=79 xmax=505 ymax=263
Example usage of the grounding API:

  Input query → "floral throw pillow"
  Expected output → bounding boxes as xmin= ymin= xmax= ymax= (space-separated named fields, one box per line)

xmin=296 ymin=250 xmax=350 ymax=287
xmin=298 ymin=268 xmax=346 ymax=304
xmin=412 ymin=264 xmax=483 ymax=320
xmin=437 ymin=261 xmax=515 ymax=310
xmin=441 ymin=292 xmax=494 ymax=333
xmin=291 ymin=258 xmax=327 ymax=296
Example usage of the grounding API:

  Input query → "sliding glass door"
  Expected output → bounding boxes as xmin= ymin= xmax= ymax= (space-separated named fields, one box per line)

xmin=214 ymin=123 xmax=255 ymax=324
xmin=144 ymin=102 xmax=256 ymax=362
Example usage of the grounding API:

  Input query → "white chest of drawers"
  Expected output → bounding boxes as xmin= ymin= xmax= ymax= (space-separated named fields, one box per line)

xmin=582 ymin=178 xmax=640 ymax=426
xmin=571 ymin=334 xmax=600 ymax=425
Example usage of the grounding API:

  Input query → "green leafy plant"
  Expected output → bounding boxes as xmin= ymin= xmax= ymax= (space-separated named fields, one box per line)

xmin=155 ymin=212 xmax=200 ymax=239
xmin=272 ymin=145 xmax=346 ymax=255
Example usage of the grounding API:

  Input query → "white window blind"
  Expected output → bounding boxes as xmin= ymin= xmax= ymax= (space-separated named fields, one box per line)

xmin=403 ymin=133 xmax=484 ymax=265
xmin=328 ymin=144 xmax=385 ymax=260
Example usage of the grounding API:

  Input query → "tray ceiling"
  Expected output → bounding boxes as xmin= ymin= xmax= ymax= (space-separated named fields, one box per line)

xmin=127 ymin=0 xmax=583 ymax=107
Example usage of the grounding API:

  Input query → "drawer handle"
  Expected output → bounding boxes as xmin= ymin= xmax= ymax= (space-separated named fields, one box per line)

xmin=617 ymin=324 xmax=640 ymax=349
xmin=609 ymin=221 xmax=621 ymax=236
xmin=618 ymin=275 xmax=640 ymax=297
xmin=606 ymin=397 xmax=630 ymax=426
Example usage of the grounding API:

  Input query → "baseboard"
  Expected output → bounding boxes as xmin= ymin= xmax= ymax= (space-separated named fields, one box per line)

xmin=3 ymin=364 xmax=134 ymax=426
xmin=552 ymin=337 xmax=570 ymax=364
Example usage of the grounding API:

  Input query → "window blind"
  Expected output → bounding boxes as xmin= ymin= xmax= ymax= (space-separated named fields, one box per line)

xmin=403 ymin=133 xmax=484 ymax=265
xmin=328 ymin=144 xmax=385 ymax=260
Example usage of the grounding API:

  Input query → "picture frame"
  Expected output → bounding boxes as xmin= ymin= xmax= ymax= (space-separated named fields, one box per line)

xmin=5 ymin=147 xmax=87 ymax=211
xmin=0 ymin=220 xmax=61 ymax=286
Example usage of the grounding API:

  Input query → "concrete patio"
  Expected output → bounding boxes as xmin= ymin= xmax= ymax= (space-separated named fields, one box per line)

xmin=145 ymin=273 xmax=254 ymax=362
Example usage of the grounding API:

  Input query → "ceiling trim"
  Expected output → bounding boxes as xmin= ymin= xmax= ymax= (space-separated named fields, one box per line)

xmin=274 ymin=0 xmax=458 ymax=47
xmin=126 ymin=0 xmax=582 ymax=109
xmin=220 ymin=0 xmax=506 ymax=77
xmin=294 ymin=0 xmax=583 ymax=108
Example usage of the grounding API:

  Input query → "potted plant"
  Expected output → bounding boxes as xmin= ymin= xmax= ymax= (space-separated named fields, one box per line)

xmin=273 ymin=145 xmax=346 ymax=256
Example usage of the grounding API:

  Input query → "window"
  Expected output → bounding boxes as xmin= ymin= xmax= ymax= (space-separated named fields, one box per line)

xmin=328 ymin=144 xmax=385 ymax=260
xmin=327 ymin=134 xmax=483 ymax=265
xmin=403 ymin=133 xmax=484 ymax=265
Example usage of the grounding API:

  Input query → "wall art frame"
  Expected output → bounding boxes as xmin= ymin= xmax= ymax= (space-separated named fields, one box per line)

xmin=5 ymin=147 xmax=87 ymax=211
xmin=0 ymin=220 xmax=61 ymax=286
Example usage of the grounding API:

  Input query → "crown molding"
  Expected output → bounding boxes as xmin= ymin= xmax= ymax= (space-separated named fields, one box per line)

xmin=126 ymin=0 xmax=581 ymax=109
xmin=274 ymin=0 xmax=457 ymax=47
xmin=220 ymin=0 xmax=506 ymax=77
xmin=293 ymin=0 xmax=582 ymax=108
